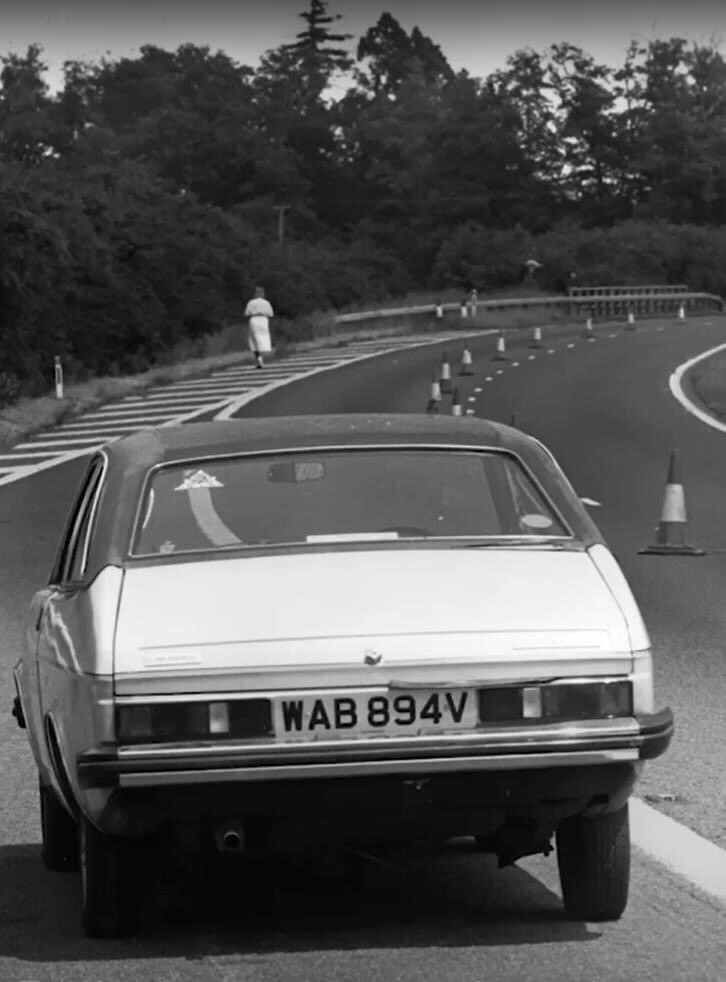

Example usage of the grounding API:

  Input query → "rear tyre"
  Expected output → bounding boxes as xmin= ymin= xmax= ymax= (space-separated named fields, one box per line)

xmin=39 ymin=780 xmax=78 ymax=872
xmin=79 ymin=816 xmax=143 ymax=938
xmin=556 ymin=804 xmax=630 ymax=921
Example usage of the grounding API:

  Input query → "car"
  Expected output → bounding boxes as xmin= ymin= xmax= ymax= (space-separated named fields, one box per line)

xmin=11 ymin=413 xmax=674 ymax=937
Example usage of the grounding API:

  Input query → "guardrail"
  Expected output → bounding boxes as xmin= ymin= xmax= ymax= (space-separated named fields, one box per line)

xmin=333 ymin=290 xmax=723 ymax=329
xmin=568 ymin=284 xmax=689 ymax=297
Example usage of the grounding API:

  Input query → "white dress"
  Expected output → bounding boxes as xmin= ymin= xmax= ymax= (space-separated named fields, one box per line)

xmin=244 ymin=297 xmax=274 ymax=353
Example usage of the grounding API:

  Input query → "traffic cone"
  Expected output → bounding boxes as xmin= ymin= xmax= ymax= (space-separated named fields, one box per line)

xmin=582 ymin=316 xmax=595 ymax=340
xmin=626 ymin=308 xmax=636 ymax=331
xmin=529 ymin=326 xmax=543 ymax=349
xmin=458 ymin=348 xmax=475 ymax=375
xmin=639 ymin=450 xmax=705 ymax=556
xmin=451 ymin=388 xmax=463 ymax=416
xmin=440 ymin=352 xmax=453 ymax=393
xmin=678 ymin=303 xmax=685 ymax=320
xmin=493 ymin=331 xmax=508 ymax=361
xmin=426 ymin=373 xmax=442 ymax=413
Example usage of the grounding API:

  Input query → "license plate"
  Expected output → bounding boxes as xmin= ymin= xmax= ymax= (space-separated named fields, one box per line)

xmin=273 ymin=689 xmax=477 ymax=741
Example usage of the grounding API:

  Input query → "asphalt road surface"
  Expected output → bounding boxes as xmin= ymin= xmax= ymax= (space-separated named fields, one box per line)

xmin=1 ymin=315 xmax=725 ymax=980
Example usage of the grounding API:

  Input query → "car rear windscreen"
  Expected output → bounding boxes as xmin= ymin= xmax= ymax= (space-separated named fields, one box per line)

xmin=132 ymin=449 xmax=570 ymax=556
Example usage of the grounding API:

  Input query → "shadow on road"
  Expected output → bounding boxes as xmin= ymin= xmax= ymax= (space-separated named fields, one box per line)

xmin=0 ymin=839 xmax=600 ymax=963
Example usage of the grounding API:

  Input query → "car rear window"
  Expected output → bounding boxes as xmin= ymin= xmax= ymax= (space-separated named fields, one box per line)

xmin=131 ymin=449 xmax=570 ymax=556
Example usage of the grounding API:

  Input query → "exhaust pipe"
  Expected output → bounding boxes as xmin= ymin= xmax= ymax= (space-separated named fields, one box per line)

xmin=214 ymin=820 xmax=245 ymax=854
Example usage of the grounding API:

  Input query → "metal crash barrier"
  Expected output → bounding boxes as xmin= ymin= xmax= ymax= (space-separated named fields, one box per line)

xmin=333 ymin=287 xmax=723 ymax=331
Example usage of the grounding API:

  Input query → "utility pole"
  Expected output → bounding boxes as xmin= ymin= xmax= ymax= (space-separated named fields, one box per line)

xmin=273 ymin=205 xmax=290 ymax=244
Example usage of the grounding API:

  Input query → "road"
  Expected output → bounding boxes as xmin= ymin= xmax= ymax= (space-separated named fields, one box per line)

xmin=1 ymin=315 xmax=725 ymax=980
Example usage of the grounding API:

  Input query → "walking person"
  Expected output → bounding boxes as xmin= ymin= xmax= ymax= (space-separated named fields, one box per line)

xmin=244 ymin=286 xmax=274 ymax=368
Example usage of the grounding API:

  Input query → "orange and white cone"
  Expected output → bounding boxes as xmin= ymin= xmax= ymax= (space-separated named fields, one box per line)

xmin=582 ymin=316 xmax=595 ymax=340
xmin=493 ymin=331 xmax=508 ymax=361
xmin=458 ymin=348 xmax=475 ymax=375
xmin=451 ymin=388 xmax=463 ymax=416
xmin=639 ymin=450 xmax=705 ymax=555
xmin=678 ymin=303 xmax=685 ymax=320
xmin=529 ymin=325 xmax=543 ymax=349
xmin=626 ymin=308 xmax=636 ymax=331
xmin=439 ymin=351 xmax=453 ymax=393
xmin=426 ymin=373 xmax=442 ymax=413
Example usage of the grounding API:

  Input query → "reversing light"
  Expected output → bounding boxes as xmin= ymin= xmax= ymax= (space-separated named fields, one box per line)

xmin=209 ymin=702 xmax=230 ymax=735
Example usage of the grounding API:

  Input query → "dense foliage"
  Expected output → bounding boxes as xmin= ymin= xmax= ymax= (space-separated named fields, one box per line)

xmin=2 ymin=2 xmax=726 ymax=399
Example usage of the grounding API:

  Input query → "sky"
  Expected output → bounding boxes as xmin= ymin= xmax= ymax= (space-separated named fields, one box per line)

xmin=1 ymin=0 xmax=725 ymax=92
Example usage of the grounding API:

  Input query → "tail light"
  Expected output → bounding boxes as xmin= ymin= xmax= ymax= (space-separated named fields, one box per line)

xmin=116 ymin=699 xmax=272 ymax=744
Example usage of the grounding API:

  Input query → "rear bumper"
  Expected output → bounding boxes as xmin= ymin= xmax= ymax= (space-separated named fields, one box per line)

xmin=77 ymin=708 xmax=673 ymax=789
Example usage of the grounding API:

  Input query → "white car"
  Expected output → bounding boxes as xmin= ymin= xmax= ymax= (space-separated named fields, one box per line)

xmin=11 ymin=414 xmax=673 ymax=937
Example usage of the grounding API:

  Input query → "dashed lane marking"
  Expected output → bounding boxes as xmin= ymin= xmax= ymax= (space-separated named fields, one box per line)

xmin=214 ymin=331 xmax=497 ymax=421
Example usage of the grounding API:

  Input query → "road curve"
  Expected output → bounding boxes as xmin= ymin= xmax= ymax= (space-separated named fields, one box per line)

xmin=1 ymin=315 xmax=726 ymax=979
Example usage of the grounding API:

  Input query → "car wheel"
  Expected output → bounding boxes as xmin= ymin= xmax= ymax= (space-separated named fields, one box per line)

xmin=40 ymin=780 xmax=79 ymax=872
xmin=79 ymin=815 xmax=143 ymax=938
xmin=556 ymin=803 xmax=630 ymax=921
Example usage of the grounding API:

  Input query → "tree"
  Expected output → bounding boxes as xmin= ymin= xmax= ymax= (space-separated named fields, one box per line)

xmin=355 ymin=13 xmax=453 ymax=98
xmin=0 ymin=44 xmax=60 ymax=166
xmin=282 ymin=0 xmax=353 ymax=103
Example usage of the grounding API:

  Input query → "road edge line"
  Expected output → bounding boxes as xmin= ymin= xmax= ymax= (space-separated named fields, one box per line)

xmin=669 ymin=342 xmax=726 ymax=433
xmin=630 ymin=797 xmax=726 ymax=904
xmin=215 ymin=330 xmax=497 ymax=420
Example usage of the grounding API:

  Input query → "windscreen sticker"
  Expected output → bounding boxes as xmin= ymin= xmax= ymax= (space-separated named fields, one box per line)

xmin=174 ymin=469 xmax=224 ymax=491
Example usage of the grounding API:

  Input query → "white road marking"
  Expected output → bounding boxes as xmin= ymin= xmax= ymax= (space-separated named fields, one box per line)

xmin=13 ymin=435 xmax=125 ymax=448
xmin=216 ymin=330 xmax=498 ymax=420
xmin=0 ymin=330 xmax=497 ymax=485
xmin=467 ymin=397 xmax=476 ymax=403
xmin=496 ymin=370 xmax=504 ymax=375
xmin=669 ymin=342 xmax=726 ymax=433
xmin=579 ymin=496 xmax=603 ymax=507
xmin=485 ymin=377 xmax=493 ymax=382
xmin=567 ymin=343 xmax=575 ymax=348
xmin=630 ymin=798 xmax=726 ymax=905
xmin=512 ymin=361 xmax=520 ymax=367
xmin=528 ymin=355 xmax=536 ymax=360
xmin=465 ymin=408 xmax=475 ymax=415
xmin=68 ymin=406 xmax=198 ymax=422
xmin=474 ymin=387 xmax=482 ymax=393
xmin=547 ymin=349 xmax=555 ymax=354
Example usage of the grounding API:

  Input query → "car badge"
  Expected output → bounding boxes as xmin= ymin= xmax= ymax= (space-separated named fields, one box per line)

xmin=364 ymin=649 xmax=383 ymax=666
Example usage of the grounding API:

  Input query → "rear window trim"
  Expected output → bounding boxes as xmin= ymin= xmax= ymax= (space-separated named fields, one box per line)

xmin=126 ymin=442 xmax=576 ymax=559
